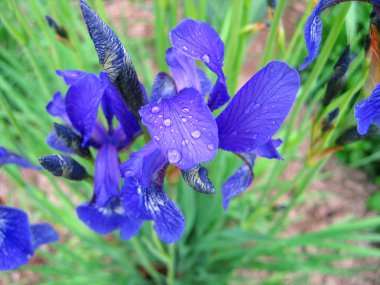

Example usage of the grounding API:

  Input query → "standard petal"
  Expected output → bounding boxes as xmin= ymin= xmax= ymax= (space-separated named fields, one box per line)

xmin=165 ymin=48 xmax=201 ymax=93
xmin=207 ymin=79 xmax=230 ymax=112
xmin=253 ymin=138 xmax=283 ymax=160
xmin=216 ymin=61 xmax=299 ymax=153
xmin=122 ymin=177 xmax=185 ymax=243
xmin=222 ymin=153 xmax=256 ymax=210
xmin=30 ymin=223 xmax=59 ymax=251
xmin=355 ymin=83 xmax=380 ymax=135
xmin=150 ymin=72 xmax=177 ymax=102
xmin=119 ymin=216 xmax=142 ymax=240
xmin=94 ymin=144 xmax=120 ymax=207
xmin=56 ymin=69 xmax=87 ymax=85
xmin=46 ymin=92 xmax=70 ymax=123
xmin=120 ymin=141 xmax=167 ymax=187
xmin=140 ymin=88 xmax=218 ymax=170
xmin=76 ymin=197 xmax=124 ymax=235
xmin=65 ymin=73 xmax=105 ymax=145
xmin=0 ymin=147 xmax=41 ymax=170
xmin=0 ymin=206 xmax=34 ymax=271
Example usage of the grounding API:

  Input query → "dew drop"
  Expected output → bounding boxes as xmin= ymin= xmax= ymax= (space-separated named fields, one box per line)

xmin=181 ymin=118 xmax=187 ymax=122
xmin=163 ymin=118 xmax=171 ymax=126
xmin=207 ymin=143 xmax=214 ymax=150
xmin=167 ymin=149 xmax=181 ymax=163
xmin=272 ymin=120 xmax=276 ymax=125
xmin=191 ymin=130 xmax=201 ymax=138
xmin=202 ymin=54 xmax=210 ymax=63
xmin=252 ymin=133 xmax=258 ymax=139
xmin=182 ymin=46 xmax=188 ymax=51
xmin=181 ymin=139 xmax=189 ymax=145
xmin=253 ymin=103 xmax=261 ymax=110
xmin=151 ymin=106 xmax=160 ymax=113
xmin=182 ymin=107 xmax=189 ymax=113
xmin=153 ymin=135 xmax=160 ymax=141
xmin=124 ymin=169 xmax=134 ymax=176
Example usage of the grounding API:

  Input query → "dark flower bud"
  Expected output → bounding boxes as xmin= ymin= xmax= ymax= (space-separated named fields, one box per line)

xmin=336 ymin=125 xmax=380 ymax=145
xmin=267 ymin=0 xmax=277 ymax=9
xmin=39 ymin=154 xmax=88 ymax=180
xmin=45 ymin=15 xmax=68 ymax=39
xmin=181 ymin=165 xmax=214 ymax=195
xmin=80 ymin=0 xmax=145 ymax=119
xmin=53 ymin=123 xmax=92 ymax=159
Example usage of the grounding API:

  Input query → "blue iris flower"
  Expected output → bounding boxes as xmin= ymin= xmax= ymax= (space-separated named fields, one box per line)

xmin=0 ymin=147 xmax=42 ymax=170
xmin=301 ymin=0 xmax=380 ymax=135
xmin=79 ymin=0 xmax=300 ymax=242
xmin=0 ymin=206 xmax=58 ymax=271
xmin=47 ymin=70 xmax=142 ymax=239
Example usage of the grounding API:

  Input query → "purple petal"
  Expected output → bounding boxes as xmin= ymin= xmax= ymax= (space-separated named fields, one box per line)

xmin=217 ymin=61 xmax=299 ymax=153
xmin=94 ymin=144 xmax=120 ymax=207
xmin=122 ymin=177 xmax=185 ymax=243
xmin=120 ymin=141 xmax=167 ymax=187
xmin=76 ymin=197 xmax=124 ymax=235
xmin=65 ymin=73 xmax=105 ymax=145
xmin=0 ymin=147 xmax=41 ymax=170
xmin=222 ymin=153 xmax=256 ymax=210
xmin=46 ymin=131 xmax=75 ymax=154
xmin=140 ymin=88 xmax=218 ymax=170
xmin=150 ymin=72 xmax=177 ymax=102
xmin=165 ymin=48 xmax=201 ymax=93
xmin=253 ymin=138 xmax=283 ymax=160
xmin=196 ymin=68 xmax=212 ymax=96
xmin=89 ymin=122 xmax=109 ymax=148
xmin=0 ymin=206 xmax=34 ymax=271
xmin=46 ymin=92 xmax=70 ymax=123
xmin=30 ymin=223 xmax=59 ymax=251
xmin=355 ymin=83 xmax=380 ymax=135
xmin=56 ymin=69 xmax=87 ymax=85
xmin=119 ymin=216 xmax=142 ymax=240
xmin=207 ymin=79 xmax=230 ymax=111
xmin=170 ymin=19 xmax=225 ymax=79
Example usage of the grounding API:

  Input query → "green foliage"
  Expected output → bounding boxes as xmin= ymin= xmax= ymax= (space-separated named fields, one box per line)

xmin=0 ymin=0 xmax=379 ymax=284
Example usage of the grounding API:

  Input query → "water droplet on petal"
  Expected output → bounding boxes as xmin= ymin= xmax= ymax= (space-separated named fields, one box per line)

xmin=167 ymin=149 xmax=181 ymax=163
xmin=253 ymin=103 xmax=261 ymax=110
xmin=163 ymin=118 xmax=171 ymax=126
xmin=181 ymin=139 xmax=189 ymax=145
xmin=181 ymin=118 xmax=187 ymax=122
xmin=182 ymin=46 xmax=188 ymax=51
xmin=202 ymin=54 xmax=210 ymax=63
xmin=153 ymin=135 xmax=160 ymax=141
xmin=182 ymin=107 xmax=189 ymax=113
xmin=151 ymin=106 xmax=160 ymax=113
xmin=124 ymin=169 xmax=134 ymax=176
xmin=191 ymin=130 xmax=201 ymax=139
xmin=207 ymin=143 xmax=214 ymax=150
xmin=272 ymin=120 xmax=276 ymax=125
xmin=252 ymin=133 xmax=258 ymax=139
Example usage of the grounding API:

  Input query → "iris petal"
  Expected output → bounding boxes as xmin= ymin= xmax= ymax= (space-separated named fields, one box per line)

xmin=150 ymin=72 xmax=177 ymax=102
xmin=216 ymin=61 xmax=299 ymax=153
xmin=46 ymin=131 xmax=75 ymax=154
xmin=355 ymin=83 xmax=380 ymax=135
xmin=65 ymin=73 xmax=105 ymax=146
xmin=222 ymin=153 xmax=256 ymax=210
xmin=46 ymin=92 xmax=70 ymax=123
xmin=0 ymin=206 xmax=33 ymax=271
xmin=140 ymin=88 xmax=218 ymax=170
xmin=30 ymin=223 xmax=59 ymax=251
xmin=0 ymin=147 xmax=41 ymax=170
xmin=56 ymin=69 xmax=87 ymax=85
xmin=253 ymin=138 xmax=283 ymax=160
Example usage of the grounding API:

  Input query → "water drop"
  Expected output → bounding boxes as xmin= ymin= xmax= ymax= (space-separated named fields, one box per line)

xmin=182 ymin=107 xmax=189 ymax=113
xmin=182 ymin=46 xmax=188 ymax=51
xmin=163 ymin=118 xmax=171 ymax=126
xmin=253 ymin=103 xmax=261 ymax=110
xmin=151 ymin=106 xmax=160 ymax=113
xmin=272 ymin=120 xmax=276 ymax=125
xmin=252 ymin=133 xmax=258 ymax=139
xmin=167 ymin=149 xmax=181 ymax=163
xmin=191 ymin=130 xmax=201 ymax=138
xmin=181 ymin=139 xmax=189 ymax=145
xmin=207 ymin=143 xmax=214 ymax=150
xmin=153 ymin=135 xmax=160 ymax=141
xmin=124 ymin=169 xmax=134 ymax=176
xmin=181 ymin=118 xmax=187 ymax=122
xmin=202 ymin=54 xmax=210 ymax=63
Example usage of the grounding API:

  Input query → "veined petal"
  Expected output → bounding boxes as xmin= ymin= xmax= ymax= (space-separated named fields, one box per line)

xmin=217 ymin=61 xmax=299 ymax=153
xmin=122 ymin=176 xmax=185 ymax=243
xmin=253 ymin=138 xmax=283 ymax=160
xmin=46 ymin=92 xmax=70 ymax=123
xmin=30 ymin=223 xmax=59 ymax=251
xmin=0 ymin=206 xmax=33 ymax=271
xmin=94 ymin=144 xmax=120 ymax=207
xmin=207 ymin=79 xmax=230 ymax=111
xmin=150 ymin=72 xmax=177 ymax=102
xmin=165 ymin=48 xmax=201 ymax=93
xmin=120 ymin=141 xmax=167 ymax=188
xmin=196 ymin=68 xmax=213 ymax=96
xmin=355 ymin=83 xmax=380 ymax=135
xmin=0 ymin=147 xmax=41 ymax=170
xmin=56 ymin=69 xmax=87 ymax=85
xmin=140 ymin=88 xmax=218 ymax=170
xmin=65 ymin=73 xmax=105 ymax=145
xmin=76 ymin=197 xmax=124 ymax=235
xmin=80 ymin=0 xmax=145 ymax=118
xmin=119 ymin=216 xmax=142 ymax=240
xmin=222 ymin=153 xmax=256 ymax=210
